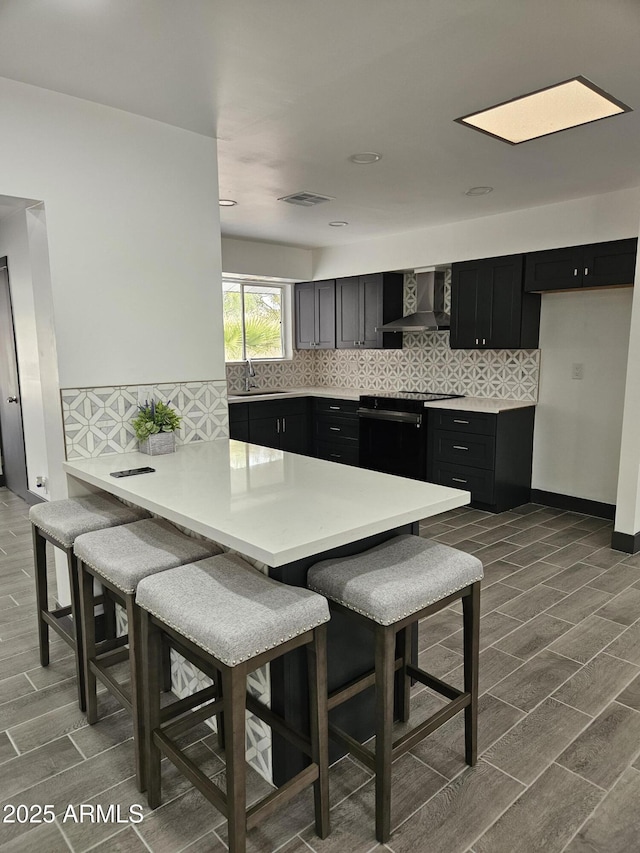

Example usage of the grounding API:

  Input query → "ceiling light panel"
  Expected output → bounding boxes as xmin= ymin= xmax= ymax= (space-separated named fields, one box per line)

xmin=456 ymin=77 xmax=631 ymax=145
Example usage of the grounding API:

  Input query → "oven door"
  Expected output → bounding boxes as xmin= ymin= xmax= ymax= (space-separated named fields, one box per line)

xmin=357 ymin=407 xmax=426 ymax=480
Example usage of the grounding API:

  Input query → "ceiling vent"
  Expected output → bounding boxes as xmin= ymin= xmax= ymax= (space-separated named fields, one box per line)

xmin=278 ymin=191 xmax=335 ymax=207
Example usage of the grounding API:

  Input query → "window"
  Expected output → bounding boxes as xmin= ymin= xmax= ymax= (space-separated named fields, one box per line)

xmin=222 ymin=279 xmax=289 ymax=361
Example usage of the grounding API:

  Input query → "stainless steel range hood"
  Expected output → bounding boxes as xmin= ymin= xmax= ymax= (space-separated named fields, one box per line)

xmin=377 ymin=269 xmax=450 ymax=332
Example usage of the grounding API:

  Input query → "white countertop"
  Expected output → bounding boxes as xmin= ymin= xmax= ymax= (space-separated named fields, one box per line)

xmin=228 ymin=386 xmax=534 ymax=413
xmin=63 ymin=440 xmax=469 ymax=567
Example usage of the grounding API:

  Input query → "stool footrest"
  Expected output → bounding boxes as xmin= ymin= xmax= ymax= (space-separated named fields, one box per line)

xmin=95 ymin=646 xmax=130 ymax=668
xmin=89 ymin=661 xmax=132 ymax=713
xmin=247 ymin=764 xmax=318 ymax=830
xmin=161 ymin=688 xmax=222 ymax=739
xmin=391 ymin=692 xmax=471 ymax=759
xmin=328 ymin=658 xmax=404 ymax=712
xmin=42 ymin=610 xmax=76 ymax=647
xmin=155 ymin=728 xmax=228 ymax=816
xmin=246 ymin=694 xmax=312 ymax=759
xmin=328 ymin=722 xmax=375 ymax=771
xmin=406 ymin=664 xmax=464 ymax=702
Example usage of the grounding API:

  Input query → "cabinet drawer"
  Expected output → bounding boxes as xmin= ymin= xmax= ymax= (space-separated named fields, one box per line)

xmin=430 ymin=409 xmax=496 ymax=435
xmin=228 ymin=402 xmax=248 ymax=424
xmin=314 ymin=397 xmax=359 ymax=416
xmin=315 ymin=416 xmax=359 ymax=443
xmin=247 ymin=397 xmax=309 ymax=419
xmin=432 ymin=429 xmax=495 ymax=469
xmin=431 ymin=462 xmax=495 ymax=505
xmin=316 ymin=441 xmax=360 ymax=467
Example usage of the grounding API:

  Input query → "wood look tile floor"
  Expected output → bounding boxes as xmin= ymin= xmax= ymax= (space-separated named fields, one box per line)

xmin=1 ymin=489 xmax=639 ymax=852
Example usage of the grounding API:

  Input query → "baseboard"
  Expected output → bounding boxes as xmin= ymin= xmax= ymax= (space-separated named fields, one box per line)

xmin=530 ymin=489 xmax=615 ymax=520
xmin=27 ymin=490 xmax=47 ymax=506
xmin=611 ymin=531 xmax=640 ymax=555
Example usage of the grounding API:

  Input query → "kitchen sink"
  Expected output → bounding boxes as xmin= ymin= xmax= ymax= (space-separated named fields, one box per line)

xmin=232 ymin=390 xmax=287 ymax=396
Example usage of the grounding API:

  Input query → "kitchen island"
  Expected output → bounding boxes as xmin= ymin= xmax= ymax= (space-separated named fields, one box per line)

xmin=63 ymin=440 xmax=470 ymax=783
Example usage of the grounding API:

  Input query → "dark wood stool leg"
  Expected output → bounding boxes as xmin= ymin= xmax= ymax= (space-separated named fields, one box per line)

xmin=375 ymin=624 xmax=396 ymax=844
xmin=161 ymin=639 xmax=172 ymax=693
xmin=141 ymin=610 xmax=163 ymax=809
xmin=214 ymin=668 xmax=225 ymax=750
xmin=126 ymin=593 xmax=147 ymax=792
xmin=102 ymin=587 xmax=117 ymax=641
xmin=65 ymin=548 xmax=87 ymax=712
xmin=78 ymin=561 xmax=99 ymax=724
xmin=32 ymin=526 xmax=50 ymax=667
xmin=223 ymin=663 xmax=247 ymax=853
xmin=462 ymin=581 xmax=481 ymax=766
xmin=396 ymin=627 xmax=412 ymax=724
xmin=307 ymin=624 xmax=330 ymax=839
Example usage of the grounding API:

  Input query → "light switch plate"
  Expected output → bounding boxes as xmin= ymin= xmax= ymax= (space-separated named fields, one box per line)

xmin=571 ymin=363 xmax=584 ymax=380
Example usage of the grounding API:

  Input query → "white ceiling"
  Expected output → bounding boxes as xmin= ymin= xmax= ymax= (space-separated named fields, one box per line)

xmin=0 ymin=0 xmax=638 ymax=249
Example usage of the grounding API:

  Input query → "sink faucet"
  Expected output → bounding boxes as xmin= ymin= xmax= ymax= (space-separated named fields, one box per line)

xmin=244 ymin=358 xmax=257 ymax=392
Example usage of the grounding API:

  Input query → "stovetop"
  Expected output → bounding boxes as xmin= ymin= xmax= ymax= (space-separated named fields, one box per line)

xmin=359 ymin=391 xmax=464 ymax=413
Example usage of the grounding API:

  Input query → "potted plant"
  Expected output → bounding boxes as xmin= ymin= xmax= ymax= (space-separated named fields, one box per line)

xmin=132 ymin=399 xmax=182 ymax=456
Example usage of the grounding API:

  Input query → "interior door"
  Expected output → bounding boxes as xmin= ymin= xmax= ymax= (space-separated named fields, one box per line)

xmin=0 ymin=259 xmax=29 ymax=501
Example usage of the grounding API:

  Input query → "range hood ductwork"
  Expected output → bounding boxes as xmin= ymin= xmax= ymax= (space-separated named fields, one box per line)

xmin=377 ymin=270 xmax=450 ymax=332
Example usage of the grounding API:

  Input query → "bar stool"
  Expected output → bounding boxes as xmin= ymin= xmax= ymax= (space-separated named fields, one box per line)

xmin=137 ymin=552 xmax=331 ymax=853
xmin=29 ymin=493 xmax=150 ymax=710
xmin=74 ymin=517 xmax=221 ymax=790
xmin=307 ymin=534 xmax=483 ymax=844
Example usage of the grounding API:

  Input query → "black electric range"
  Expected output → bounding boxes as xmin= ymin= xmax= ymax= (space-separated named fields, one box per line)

xmin=357 ymin=392 xmax=464 ymax=479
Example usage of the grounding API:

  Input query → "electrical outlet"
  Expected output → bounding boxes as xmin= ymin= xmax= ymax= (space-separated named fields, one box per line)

xmin=35 ymin=475 xmax=48 ymax=489
xmin=571 ymin=363 xmax=585 ymax=380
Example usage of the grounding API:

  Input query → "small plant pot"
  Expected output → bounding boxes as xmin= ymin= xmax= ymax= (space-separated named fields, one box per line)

xmin=139 ymin=432 xmax=176 ymax=456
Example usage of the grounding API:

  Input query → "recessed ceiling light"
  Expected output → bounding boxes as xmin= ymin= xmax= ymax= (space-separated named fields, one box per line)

xmin=455 ymin=76 xmax=631 ymax=145
xmin=349 ymin=152 xmax=382 ymax=164
xmin=328 ymin=221 xmax=349 ymax=227
xmin=219 ymin=199 xmax=237 ymax=206
xmin=465 ymin=186 xmax=493 ymax=196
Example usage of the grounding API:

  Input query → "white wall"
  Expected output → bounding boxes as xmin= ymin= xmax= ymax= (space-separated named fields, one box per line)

xmin=311 ymin=188 xmax=640 ymax=278
xmin=0 ymin=208 xmax=51 ymax=499
xmin=221 ymin=236 xmax=312 ymax=282
xmin=0 ymin=76 xmax=224 ymax=391
xmin=533 ymin=288 xmax=632 ymax=505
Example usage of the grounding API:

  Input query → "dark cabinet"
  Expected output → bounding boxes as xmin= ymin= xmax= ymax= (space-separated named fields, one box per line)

xmin=427 ymin=406 xmax=535 ymax=512
xmin=335 ymin=273 xmax=403 ymax=349
xmin=313 ymin=397 xmax=360 ymax=466
xmin=294 ymin=280 xmax=336 ymax=349
xmin=524 ymin=238 xmax=637 ymax=292
xmin=229 ymin=398 xmax=311 ymax=455
xmin=450 ymin=254 xmax=540 ymax=350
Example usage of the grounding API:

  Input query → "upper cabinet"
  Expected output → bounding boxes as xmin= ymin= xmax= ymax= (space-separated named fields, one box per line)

xmin=524 ymin=238 xmax=637 ymax=293
xmin=335 ymin=272 xmax=403 ymax=349
xmin=450 ymin=254 xmax=540 ymax=350
xmin=294 ymin=280 xmax=336 ymax=349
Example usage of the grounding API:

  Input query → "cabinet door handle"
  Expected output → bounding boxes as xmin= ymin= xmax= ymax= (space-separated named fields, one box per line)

xmin=329 ymin=426 xmax=341 ymax=432
xmin=330 ymin=453 xmax=341 ymax=458
xmin=452 ymin=477 xmax=468 ymax=484
xmin=329 ymin=406 xmax=341 ymax=410
xmin=482 ymin=338 xmax=486 ymax=345
xmin=354 ymin=341 xmax=359 ymax=347
xmin=574 ymin=268 xmax=579 ymax=276
xmin=277 ymin=418 xmax=280 ymax=434
xmin=282 ymin=417 xmax=286 ymax=433
xmin=453 ymin=445 xmax=469 ymax=451
xmin=453 ymin=419 xmax=470 ymax=424
xmin=475 ymin=338 xmax=479 ymax=345
xmin=584 ymin=267 xmax=589 ymax=276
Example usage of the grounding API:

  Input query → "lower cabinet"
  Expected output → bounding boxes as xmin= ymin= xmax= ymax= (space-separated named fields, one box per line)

xmin=427 ymin=407 xmax=535 ymax=512
xmin=229 ymin=398 xmax=311 ymax=455
xmin=313 ymin=397 xmax=360 ymax=466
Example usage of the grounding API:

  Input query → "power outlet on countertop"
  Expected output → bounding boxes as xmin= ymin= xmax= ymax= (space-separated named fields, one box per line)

xmin=137 ymin=386 xmax=153 ymax=404
xmin=571 ymin=363 xmax=585 ymax=380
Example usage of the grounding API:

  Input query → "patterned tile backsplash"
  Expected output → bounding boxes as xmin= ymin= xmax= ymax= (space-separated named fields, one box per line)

xmin=61 ymin=379 xmax=229 ymax=460
xmin=226 ymin=273 xmax=540 ymax=401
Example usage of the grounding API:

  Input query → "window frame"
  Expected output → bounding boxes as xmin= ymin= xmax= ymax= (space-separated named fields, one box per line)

xmin=222 ymin=276 xmax=293 ymax=363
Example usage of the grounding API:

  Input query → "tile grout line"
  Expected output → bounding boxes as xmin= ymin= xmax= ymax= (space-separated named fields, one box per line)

xmin=53 ymin=815 xmax=75 ymax=851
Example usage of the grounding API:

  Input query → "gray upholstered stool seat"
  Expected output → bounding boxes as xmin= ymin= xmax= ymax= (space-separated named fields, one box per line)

xmin=75 ymin=517 xmax=222 ymax=792
xmin=29 ymin=492 xmax=150 ymax=713
xmin=307 ymin=534 xmax=484 ymax=625
xmin=307 ymin=533 xmax=483 ymax=844
xmin=138 ymin=552 xmax=331 ymax=853
xmin=74 ymin=517 xmax=221 ymax=595
xmin=29 ymin=493 xmax=150 ymax=547
xmin=136 ymin=552 xmax=330 ymax=667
